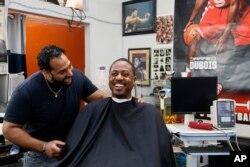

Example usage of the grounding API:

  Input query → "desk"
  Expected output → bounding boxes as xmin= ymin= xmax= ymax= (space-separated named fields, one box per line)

xmin=166 ymin=124 xmax=236 ymax=167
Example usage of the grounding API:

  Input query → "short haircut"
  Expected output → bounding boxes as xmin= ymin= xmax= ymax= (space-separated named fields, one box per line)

xmin=109 ymin=58 xmax=135 ymax=76
xmin=37 ymin=45 xmax=65 ymax=70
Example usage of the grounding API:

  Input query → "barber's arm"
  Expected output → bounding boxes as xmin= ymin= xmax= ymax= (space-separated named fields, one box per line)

xmin=84 ymin=89 xmax=107 ymax=103
xmin=2 ymin=121 xmax=65 ymax=158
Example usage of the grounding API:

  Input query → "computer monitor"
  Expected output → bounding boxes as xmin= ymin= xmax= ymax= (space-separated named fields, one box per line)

xmin=171 ymin=76 xmax=217 ymax=115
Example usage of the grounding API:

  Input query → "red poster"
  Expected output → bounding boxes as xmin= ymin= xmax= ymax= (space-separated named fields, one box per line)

xmin=174 ymin=0 xmax=250 ymax=124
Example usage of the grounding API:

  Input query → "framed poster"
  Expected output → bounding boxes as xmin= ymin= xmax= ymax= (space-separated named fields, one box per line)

xmin=174 ymin=0 xmax=250 ymax=126
xmin=122 ymin=0 xmax=156 ymax=36
xmin=128 ymin=48 xmax=151 ymax=86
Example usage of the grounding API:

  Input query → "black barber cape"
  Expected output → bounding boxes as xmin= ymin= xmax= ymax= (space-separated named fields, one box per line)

xmin=51 ymin=97 xmax=176 ymax=167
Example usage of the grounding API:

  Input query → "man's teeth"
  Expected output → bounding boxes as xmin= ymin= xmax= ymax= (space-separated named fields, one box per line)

xmin=115 ymin=84 xmax=124 ymax=87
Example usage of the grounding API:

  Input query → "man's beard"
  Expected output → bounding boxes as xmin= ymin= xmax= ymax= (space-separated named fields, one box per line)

xmin=51 ymin=76 xmax=72 ymax=87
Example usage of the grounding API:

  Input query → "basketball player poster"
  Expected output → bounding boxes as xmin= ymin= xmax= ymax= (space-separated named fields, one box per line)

xmin=173 ymin=0 xmax=250 ymax=125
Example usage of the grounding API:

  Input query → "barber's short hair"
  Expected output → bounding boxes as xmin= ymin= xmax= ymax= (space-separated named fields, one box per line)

xmin=109 ymin=58 xmax=135 ymax=76
xmin=37 ymin=45 xmax=65 ymax=70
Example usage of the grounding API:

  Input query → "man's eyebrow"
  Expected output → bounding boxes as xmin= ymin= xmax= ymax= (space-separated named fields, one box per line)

xmin=57 ymin=63 xmax=72 ymax=73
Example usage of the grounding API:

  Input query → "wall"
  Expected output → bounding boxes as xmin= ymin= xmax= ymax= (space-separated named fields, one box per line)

xmin=85 ymin=0 xmax=250 ymax=138
xmin=25 ymin=15 xmax=85 ymax=76
xmin=85 ymin=0 xmax=174 ymax=99
xmin=5 ymin=0 xmax=173 ymax=99
xmin=122 ymin=0 xmax=174 ymax=103
xmin=85 ymin=0 xmax=124 ymax=93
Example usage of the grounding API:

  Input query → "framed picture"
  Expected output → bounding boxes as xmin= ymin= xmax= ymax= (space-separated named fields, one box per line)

xmin=122 ymin=0 xmax=156 ymax=36
xmin=152 ymin=47 xmax=173 ymax=80
xmin=128 ymin=48 xmax=151 ymax=86
xmin=156 ymin=14 xmax=174 ymax=44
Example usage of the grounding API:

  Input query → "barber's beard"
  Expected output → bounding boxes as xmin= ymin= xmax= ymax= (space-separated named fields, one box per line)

xmin=51 ymin=76 xmax=72 ymax=87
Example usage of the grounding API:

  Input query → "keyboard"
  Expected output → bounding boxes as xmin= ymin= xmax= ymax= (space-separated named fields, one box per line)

xmin=181 ymin=145 xmax=231 ymax=155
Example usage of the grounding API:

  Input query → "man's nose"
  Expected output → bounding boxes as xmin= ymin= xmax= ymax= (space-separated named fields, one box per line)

xmin=115 ymin=73 xmax=124 ymax=79
xmin=67 ymin=68 xmax=73 ymax=77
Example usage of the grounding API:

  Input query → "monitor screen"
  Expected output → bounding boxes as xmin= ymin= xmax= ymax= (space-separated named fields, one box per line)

xmin=171 ymin=76 xmax=217 ymax=114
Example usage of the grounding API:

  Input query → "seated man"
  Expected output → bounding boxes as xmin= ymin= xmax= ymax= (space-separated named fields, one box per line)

xmin=50 ymin=58 xmax=176 ymax=167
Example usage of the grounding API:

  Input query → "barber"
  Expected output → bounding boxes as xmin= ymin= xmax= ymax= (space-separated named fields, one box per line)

xmin=2 ymin=45 xmax=107 ymax=166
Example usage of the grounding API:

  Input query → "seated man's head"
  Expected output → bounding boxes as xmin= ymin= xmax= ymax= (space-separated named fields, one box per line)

xmin=109 ymin=58 xmax=136 ymax=99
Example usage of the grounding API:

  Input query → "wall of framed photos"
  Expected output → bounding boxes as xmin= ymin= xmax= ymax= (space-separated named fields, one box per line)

xmin=122 ymin=0 xmax=174 ymax=104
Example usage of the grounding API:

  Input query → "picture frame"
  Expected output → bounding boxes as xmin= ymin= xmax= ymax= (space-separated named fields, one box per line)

xmin=122 ymin=0 xmax=156 ymax=36
xmin=152 ymin=47 xmax=173 ymax=81
xmin=156 ymin=14 xmax=174 ymax=44
xmin=128 ymin=48 xmax=151 ymax=86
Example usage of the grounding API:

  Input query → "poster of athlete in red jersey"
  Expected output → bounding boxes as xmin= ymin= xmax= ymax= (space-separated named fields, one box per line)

xmin=174 ymin=0 xmax=250 ymax=125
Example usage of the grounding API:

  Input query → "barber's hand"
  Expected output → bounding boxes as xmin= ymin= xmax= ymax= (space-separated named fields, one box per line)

xmin=44 ymin=140 xmax=66 ymax=158
xmin=136 ymin=97 xmax=144 ymax=103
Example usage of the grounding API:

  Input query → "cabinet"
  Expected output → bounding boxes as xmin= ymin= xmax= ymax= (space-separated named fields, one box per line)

xmin=167 ymin=124 xmax=236 ymax=167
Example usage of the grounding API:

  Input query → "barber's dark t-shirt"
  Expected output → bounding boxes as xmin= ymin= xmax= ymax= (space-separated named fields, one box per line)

xmin=4 ymin=69 xmax=97 ymax=141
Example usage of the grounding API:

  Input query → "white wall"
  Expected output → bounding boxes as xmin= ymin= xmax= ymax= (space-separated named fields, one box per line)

xmin=122 ymin=0 xmax=174 ymax=69
xmin=86 ymin=0 xmax=175 ymax=101
xmin=85 ymin=1 xmax=250 ymax=139
xmin=85 ymin=0 xmax=124 ymax=83
xmin=122 ymin=0 xmax=174 ymax=103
